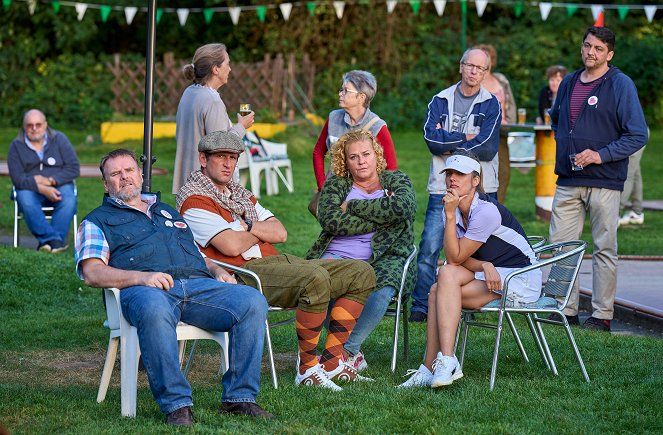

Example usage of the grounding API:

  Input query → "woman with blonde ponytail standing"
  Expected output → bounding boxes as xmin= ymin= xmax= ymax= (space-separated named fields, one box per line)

xmin=173 ymin=43 xmax=254 ymax=193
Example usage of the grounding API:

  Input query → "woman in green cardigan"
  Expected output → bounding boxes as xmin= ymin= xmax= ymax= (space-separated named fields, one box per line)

xmin=307 ymin=129 xmax=416 ymax=372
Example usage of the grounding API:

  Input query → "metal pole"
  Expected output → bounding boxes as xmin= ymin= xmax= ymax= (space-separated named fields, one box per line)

xmin=141 ymin=0 xmax=157 ymax=193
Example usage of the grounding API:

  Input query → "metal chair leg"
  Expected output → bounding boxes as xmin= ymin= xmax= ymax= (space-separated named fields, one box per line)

xmin=526 ymin=313 xmax=551 ymax=370
xmin=506 ymin=312 xmax=529 ymax=363
xmin=489 ymin=310 xmax=506 ymax=391
xmin=535 ymin=316 xmax=558 ymax=375
xmin=265 ymin=319 xmax=278 ymax=388
xmin=563 ymin=323 xmax=591 ymax=383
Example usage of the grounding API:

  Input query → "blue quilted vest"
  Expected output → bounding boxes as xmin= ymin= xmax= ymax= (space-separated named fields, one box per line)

xmin=85 ymin=194 xmax=212 ymax=280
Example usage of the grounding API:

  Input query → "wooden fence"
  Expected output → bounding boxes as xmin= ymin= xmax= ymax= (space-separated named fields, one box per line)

xmin=107 ymin=53 xmax=316 ymax=119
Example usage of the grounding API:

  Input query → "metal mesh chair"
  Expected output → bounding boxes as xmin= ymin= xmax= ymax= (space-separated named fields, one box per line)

xmin=457 ymin=240 xmax=589 ymax=389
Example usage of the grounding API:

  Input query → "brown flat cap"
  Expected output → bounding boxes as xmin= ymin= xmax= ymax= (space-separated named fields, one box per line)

xmin=198 ymin=130 xmax=245 ymax=154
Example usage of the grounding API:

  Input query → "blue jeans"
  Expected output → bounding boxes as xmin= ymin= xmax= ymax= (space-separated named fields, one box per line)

xmin=120 ymin=278 xmax=268 ymax=414
xmin=15 ymin=183 xmax=76 ymax=245
xmin=344 ymin=285 xmax=396 ymax=356
xmin=410 ymin=194 xmax=445 ymax=315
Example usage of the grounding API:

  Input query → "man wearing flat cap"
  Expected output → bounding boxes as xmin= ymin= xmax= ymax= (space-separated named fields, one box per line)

xmin=177 ymin=131 xmax=376 ymax=390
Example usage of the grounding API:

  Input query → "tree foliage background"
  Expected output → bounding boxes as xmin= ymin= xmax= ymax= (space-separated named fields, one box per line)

xmin=1 ymin=0 xmax=661 ymax=130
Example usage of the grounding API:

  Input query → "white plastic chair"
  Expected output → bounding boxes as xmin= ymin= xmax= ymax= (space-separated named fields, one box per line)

xmin=244 ymin=131 xmax=294 ymax=196
xmin=458 ymin=240 xmax=589 ymax=390
xmin=11 ymin=181 xmax=78 ymax=248
xmin=237 ymin=142 xmax=272 ymax=198
xmin=96 ymin=288 xmax=229 ymax=417
xmin=507 ymin=131 xmax=536 ymax=169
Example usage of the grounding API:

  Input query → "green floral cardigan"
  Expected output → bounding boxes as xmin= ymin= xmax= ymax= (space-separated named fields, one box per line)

xmin=306 ymin=170 xmax=417 ymax=294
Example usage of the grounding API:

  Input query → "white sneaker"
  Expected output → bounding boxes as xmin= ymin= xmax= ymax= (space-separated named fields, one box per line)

xmin=619 ymin=210 xmax=644 ymax=226
xmin=346 ymin=351 xmax=368 ymax=372
xmin=431 ymin=353 xmax=463 ymax=388
xmin=396 ymin=364 xmax=433 ymax=388
xmin=325 ymin=358 xmax=374 ymax=382
xmin=295 ymin=363 xmax=342 ymax=391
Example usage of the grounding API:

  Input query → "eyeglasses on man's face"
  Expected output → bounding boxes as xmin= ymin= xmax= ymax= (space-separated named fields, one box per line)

xmin=338 ymin=87 xmax=361 ymax=96
xmin=461 ymin=62 xmax=488 ymax=73
xmin=24 ymin=122 xmax=45 ymax=130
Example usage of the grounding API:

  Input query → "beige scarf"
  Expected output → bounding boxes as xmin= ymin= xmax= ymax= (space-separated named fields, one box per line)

xmin=176 ymin=170 xmax=259 ymax=221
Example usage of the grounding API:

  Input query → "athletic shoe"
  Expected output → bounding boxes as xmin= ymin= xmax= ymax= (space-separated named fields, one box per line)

xmin=619 ymin=210 xmax=644 ymax=226
xmin=409 ymin=311 xmax=427 ymax=323
xmin=325 ymin=358 xmax=374 ymax=382
xmin=295 ymin=363 xmax=342 ymax=391
xmin=547 ymin=313 xmax=579 ymax=325
xmin=49 ymin=239 xmax=69 ymax=253
xmin=37 ymin=243 xmax=52 ymax=252
xmin=431 ymin=353 xmax=463 ymax=388
xmin=583 ymin=316 xmax=611 ymax=331
xmin=396 ymin=364 xmax=433 ymax=388
xmin=346 ymin=351 xmax=368 ymax=372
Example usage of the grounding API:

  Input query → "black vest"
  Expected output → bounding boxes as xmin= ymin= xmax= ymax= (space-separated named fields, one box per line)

xmin=85 ymin=194 xmax=212 ymax=280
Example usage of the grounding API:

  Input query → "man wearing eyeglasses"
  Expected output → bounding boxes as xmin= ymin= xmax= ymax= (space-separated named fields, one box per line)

xmin=8 ymin=109 xmax=80 ymax=253
xmin=548 ymin=26 xmax=647 ymax=332
xmin=410 ymin=48 xmax=501 ymax=323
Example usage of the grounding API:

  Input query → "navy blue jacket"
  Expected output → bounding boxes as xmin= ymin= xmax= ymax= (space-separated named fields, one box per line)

xmin=550 ymin=66 xmax=648 ymax=191
xmin=85 ymin=194 xmax=212 ymax=281
xmin=8 ymin=128 xmax=80 ymax=191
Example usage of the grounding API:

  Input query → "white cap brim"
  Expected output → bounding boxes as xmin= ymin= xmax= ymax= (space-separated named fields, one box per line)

xmin=439 ymin=155 xmax=481 ymax=175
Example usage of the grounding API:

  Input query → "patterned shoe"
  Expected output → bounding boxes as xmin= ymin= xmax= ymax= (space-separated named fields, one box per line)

xmin=295 ymin=364 xmax=342 ymax=391
xmin=396 ymin=364 xmax=433 ymax=388
xmin=325 ymin=358 xmax=374 ymax=382
xmin=346 ymin=351 xmax=368 ymax=372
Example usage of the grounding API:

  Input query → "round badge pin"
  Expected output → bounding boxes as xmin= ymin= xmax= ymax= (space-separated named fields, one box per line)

xmin=174 ymin=221 xmax=188 ymax=229
xmin=165 ymin=220 xmax=173 ymax=227
xmin=47 ymin=157 xmax=56 ymax=166
xmin=161 ymin=210 xmax=173 ymax=219
xmin=587 ymin=95 xmax=598 ymax=106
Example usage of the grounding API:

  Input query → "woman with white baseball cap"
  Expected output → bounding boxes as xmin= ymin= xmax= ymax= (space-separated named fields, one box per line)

xmin=398 ymin=150 xmax=541 ymax=389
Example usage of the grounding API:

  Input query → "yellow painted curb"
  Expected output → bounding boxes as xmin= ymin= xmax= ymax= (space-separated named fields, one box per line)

xmin=101 ymin=122 xmax=287 ymax=144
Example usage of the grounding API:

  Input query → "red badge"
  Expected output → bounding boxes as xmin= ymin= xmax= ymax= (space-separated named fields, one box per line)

xmin=587 ymin=95 xmax=598 ymax=106
xmin=174 ymin=221 xmax=187 ymax=229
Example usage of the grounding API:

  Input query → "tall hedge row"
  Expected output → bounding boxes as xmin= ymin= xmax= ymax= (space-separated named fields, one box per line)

xmin=1 ymin=0 xmax=661 ymax=130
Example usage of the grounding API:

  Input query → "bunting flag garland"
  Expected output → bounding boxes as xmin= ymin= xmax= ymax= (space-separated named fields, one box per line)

xmin=433 ymin=0 xmax=446 ymax=17
xmin=203 ymin=7 xmax=213 ymax=24
xmin=409 ymin=0 xmax=420 ymax=15
xmin=539 ymin=2 xmax=552 ymax=21
xmin=100 ymin=4 xmax=110 ymax=21
xmin=333 ymin=1 xmax=344 ymax=19
xmin=3 ymin=0 xmax=660 ymax=26
xmin=124 ymin=6 xmax=136 ymax=24
xmin=176 ymin=8 xmax=188 ymax=26
xmin=74 ymin=2 xmax=87 ymax=20
xmin=514 ymin=1 xmax=523 ymax=17
xmin=256 ymin=5 xmax=266 ymax=22
xmin=229 ymin=6 xmax=240 ymax=25
xmin=644 ymin=5 xmax=657 ymax=23
xmin=279 ymin=3 xmax=292 ymax=20
xmin=475 ymin=0 xmax=487 ymax=18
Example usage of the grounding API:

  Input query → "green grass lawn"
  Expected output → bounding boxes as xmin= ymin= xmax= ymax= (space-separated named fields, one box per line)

xmin=1 ymin=124 xmax=662 ymax=432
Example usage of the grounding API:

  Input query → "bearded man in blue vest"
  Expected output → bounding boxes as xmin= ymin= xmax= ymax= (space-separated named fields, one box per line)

xmin=74 ymin=149 xmax=272 ymax=427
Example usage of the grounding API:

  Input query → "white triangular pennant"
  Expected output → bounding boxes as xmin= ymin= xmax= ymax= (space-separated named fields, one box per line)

xmin=27 ymin=0 xmax=36 ymax=15
xmin=75 ymin=3 xmax=87 ymax=21
xmin=591 ymin=5 xmax=603 ymax=21
xmin=539 ymin=2 xmax=552 ymax=21
xmin=475 ymin=0 xmax=488 ymax=18
xmin=333 ymin=1 xmax=345 ymax=19
xmin=644 ymin=5 xmax=657 ymax=23
xmin=229 ymin=7 xmax=241 ymax=25
xmin=386 ymin=0 xmax=397 ymax=14
xmin=279 ymin=3 xmax=292 ymax=21
xmin=124 ymin=6 xmax=137 ymax=25
xmin=177 ymin=8 xmax=189 ymax=26
xmin=433 ymin=0 xmax=446 ymax=17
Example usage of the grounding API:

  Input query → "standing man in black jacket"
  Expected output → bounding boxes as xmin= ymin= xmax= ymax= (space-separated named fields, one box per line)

xmin=8 ymin=109 xmax=80 ymax=252
xmin=549 ymin=27 xmax=648 ymax=331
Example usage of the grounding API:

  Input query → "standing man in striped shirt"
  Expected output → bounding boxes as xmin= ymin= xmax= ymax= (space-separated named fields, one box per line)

xmin=548 ymin=26 xmax=648 ymax=331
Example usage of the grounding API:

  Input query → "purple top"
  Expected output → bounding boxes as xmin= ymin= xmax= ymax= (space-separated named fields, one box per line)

xmin=324 ymin=185 xmax=385 ymax=260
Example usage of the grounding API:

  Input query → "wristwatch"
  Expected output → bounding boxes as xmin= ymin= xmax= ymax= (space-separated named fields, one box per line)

xmin=245 ymin=218 xmax=253 ymax=233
